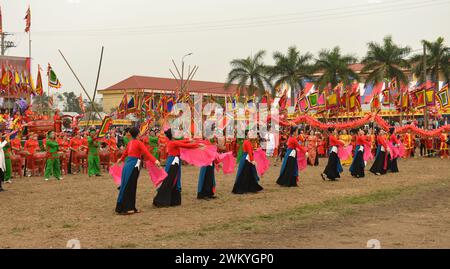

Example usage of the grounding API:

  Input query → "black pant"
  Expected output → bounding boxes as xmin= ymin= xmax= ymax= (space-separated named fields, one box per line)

xmin=0 ymin=169 xmax=4 ymax=190
xmin=420 ymin=145 xmax=426 ymax=156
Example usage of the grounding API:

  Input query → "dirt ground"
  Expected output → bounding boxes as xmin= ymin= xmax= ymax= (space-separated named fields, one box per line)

xmin=0 ymin=157 xmax=449 ymax=249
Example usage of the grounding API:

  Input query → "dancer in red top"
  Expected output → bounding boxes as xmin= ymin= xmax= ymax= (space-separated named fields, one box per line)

xmin=115 ymin=127 xmax=160 ymax=215
xmin=321 ymin=128 xmax=345 ymax=181
xmin=232 ymin=130 xmax=264 ymax=194
xmin=387 ymin=127 xmax=400 ymax=173
xmin=349 ymin=129 xmax=370 ymax=178
xmin=370 ymin=128 xmax=390 ymax=175
xmin=153 ymin=128 xmax=201 ymax=207
xmin=24 ymin=133 xmax=39 ymax=177
xmin=276 ymin=127 xmax=307 ymax=187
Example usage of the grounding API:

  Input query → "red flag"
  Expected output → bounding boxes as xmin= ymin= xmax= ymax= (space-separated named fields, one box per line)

xmin=24 ymin=7 xmax=31 ymax=33
xmin=278 ymin=89 xmax=287 ymax=110
xmin=0 ymin=6 xmax=3 ymax=34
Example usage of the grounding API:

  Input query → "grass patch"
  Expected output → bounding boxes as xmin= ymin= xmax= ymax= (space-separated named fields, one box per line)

xmin=62 ymin=223 xmax=77 ymax=229
xmin=11 ymin=226 xmax=29 ymax=235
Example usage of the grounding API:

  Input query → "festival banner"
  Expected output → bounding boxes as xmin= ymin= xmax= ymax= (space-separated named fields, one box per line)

xmin=35 ymin=67 xmax=43 ymax=96
xmin=118 ymin=92 xmax=127 ymax=117
xmin=127 ymin=95 xmax=136 ymax=113
xmin=425 ymin=88 xmax=436 ymax=106
xmin=307 ymin=92 xmax=318 ymax=108
xmin=97 ymin=116 xmax=113 ymax=138
xmin=299 ymin=97 xmax=309 ymax=112
xmin=326 ymin=92 xmax=338 ymax=109
xmin=437 ymin=84 xmax=449 ymax=108
xmin=381 ymin=89 xmax=390 ymax=106
xmin=414 ymin=90 xmax=426 ymax=109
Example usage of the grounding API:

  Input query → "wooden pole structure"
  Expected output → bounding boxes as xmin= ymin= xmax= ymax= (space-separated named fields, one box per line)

xmin=58 ymin=49 xmax=102 ymax=120
xmin=87 ymin=46 xmax=104 ymax=127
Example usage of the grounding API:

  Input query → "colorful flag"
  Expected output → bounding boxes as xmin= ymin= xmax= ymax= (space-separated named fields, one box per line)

xmin=413 ymin=90 xmax=426 ymax=109
xmin=166 ymin=95 xmax=175 ymax=112
xmin=298 ymin=97 xmax=309 ymax=112
xmin=35 ymin=67 xmax=43 ymax=96
xmin=118 ymin=92 xmax=127 ymax=116
xmin=302 ymin=82 xmax=315 ymax=97
xmin=1 ymin=65 xmax=11 ymax=87
xmin=389 ymin=78 xmax=397 ymax=90
xmin=97 ymin=116 xmax=113 ymax=138
xmin=47 ymin=64 xmax=62 ymax=89
xmin=437 ymin=89 xmax=449 ymax=108
xmin=363 ymin=82 xmax=384 ymax=104
xmin=24 ymin=6 xmax=31 ymax=33
xmin=381 ymin=89 xmax=390 ymax=106
xmin=425 ymin=88 xmax=435 ymax=106
xmin=307 ymin=92 xmax=318 ymax=108
xmin=127 ymin=95 xmax=135 ymax=113
xmin=29 ymin=72 xmax=36 ymax=94
xmin=142 ymin=95 xmax=151 ymax=114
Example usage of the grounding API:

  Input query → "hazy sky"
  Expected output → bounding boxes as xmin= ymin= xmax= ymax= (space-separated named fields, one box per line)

xmin=1 ymin=0 xmax=449 ymax=99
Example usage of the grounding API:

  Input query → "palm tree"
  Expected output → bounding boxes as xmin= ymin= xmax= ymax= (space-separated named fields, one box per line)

xmin=314 ymin=46 xmax=359 ymax=89
xmin=269 ymin=46 xmax=313 ymax=105
xmin=361 ymin=35 xmax=411 ymax=86
xmin=410 ymin=37 xmax=450 ymax=86
xmin=226 ymin=50 xmax=271 ymax=96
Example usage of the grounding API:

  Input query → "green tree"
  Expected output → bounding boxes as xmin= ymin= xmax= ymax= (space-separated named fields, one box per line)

xmin=362 ymin=35 xmax=411 ymax=86
xmin=314 ymin=46 xmax=359 ymax=89
xmin=410 ymin=37 xmax=450 ymax=86
xmin=84 ymin=100 xmax=104 ymax=120
xmin=269 ymin=46 xmax=313 ymax=104
xmin=57 ymin=92 xmax=83 ymax=113
xmin=32 ymin=93 xmax=51 ymax=115
xmin=226 ymin=50 xmax=272 ymax=96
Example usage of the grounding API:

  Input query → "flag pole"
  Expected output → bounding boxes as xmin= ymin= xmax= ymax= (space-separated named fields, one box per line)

xmin=58 ymin=49 xmax=102 ymax=120
xmin=87 ymin=46 xmax=104 ymax=128
xmin=28 ymin=29 xmax=31 ymax=60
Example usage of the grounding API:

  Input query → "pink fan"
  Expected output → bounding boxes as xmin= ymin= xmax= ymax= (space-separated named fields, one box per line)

xmin=254 ymin=149 xmax=270 ymax=176
xmin=363 ymin=147 xmax=374 ymax=162
xmin=145 ymin=161 xmax=168 ymax=187
xmin=388 ymin=142 xmax=402 ymax=159
xmin=109 ymin=164 xmax=123 ymax=185
xmin=297 ymin=151 xmax=308 ymax=171
xmin=338 ymin=145 xmax=353 ymax=161
xmin=218 ymin=151 xmax=236 ymax=174
xmin=180 ymin=145 xmax=217 ymax=167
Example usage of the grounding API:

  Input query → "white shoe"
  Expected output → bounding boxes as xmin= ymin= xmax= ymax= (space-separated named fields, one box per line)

xmin=44 ymin=178 xmax=49 ymax=181
xmin=6 ymin=180 xmax=12 ymax=184
xmin=58 ymin=177 xmax=63 ymax=180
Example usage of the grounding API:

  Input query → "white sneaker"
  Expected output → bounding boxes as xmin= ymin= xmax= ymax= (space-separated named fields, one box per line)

xmin=6 ymin=180 xmax=12 ymax=184
xmin=58 ymin=177 xmax=63 ymax=180
xmin=44 ymin=178 xmax=49 ymax=181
